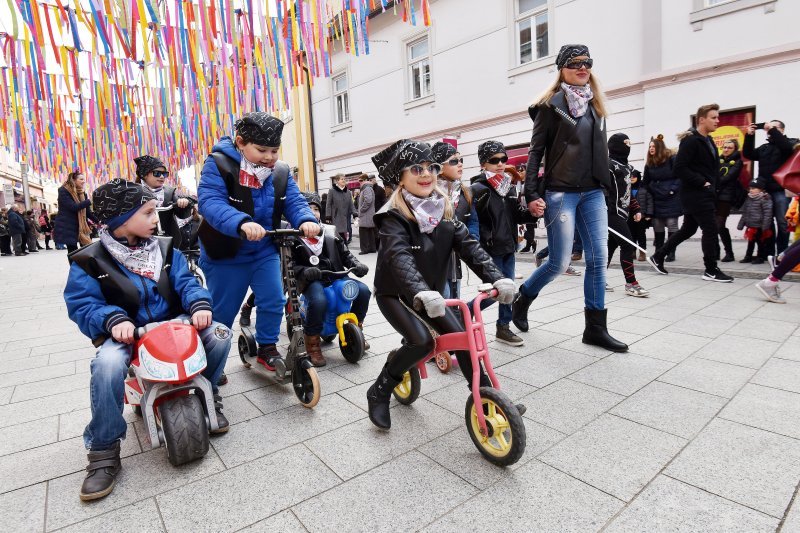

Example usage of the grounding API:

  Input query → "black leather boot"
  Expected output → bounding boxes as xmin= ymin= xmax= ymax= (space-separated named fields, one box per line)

xmin=80 ymin=441 xmax=121 ymax=501
xmin=582 ymin=308 xmax=628 ymax=352
xmin=719 ymin=228 xmax=734 ymax=262
xmin=366 ymin=364 xmax=402 ymax=429
xmin=211 ymin=394 xmax=230 ymax=434
xmin=511 ymin=291 xmax=536 ymax=332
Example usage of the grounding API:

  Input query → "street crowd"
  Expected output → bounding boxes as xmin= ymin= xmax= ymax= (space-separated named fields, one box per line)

xmin=1 ymin=43 xmax=798 ymax=502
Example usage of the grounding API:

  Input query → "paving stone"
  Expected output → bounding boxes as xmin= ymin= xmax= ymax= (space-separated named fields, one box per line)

xmin=539 ymin=414 xmax=687 ymax=501
xmin=611 ymin=381 xmax=726 ymax=439
xmin=327 ymin=353 xmax=390 ymax=384
xmin=0 ymin=354 xmax=49 ymax=375
xmin=45 ymin=447 xmax=226 ymax=530
xmin=734 ymin=316 xmax=796 ymax=342
xmin=751 ymin=358 xmax=800 ymax=394
xmin=0 ymin=361 xmax=75 ymax=389
xmin=306 ymin=398 xmax=460 ymax=480
xmin=719 ymin=383 xmax=800 ymax=439
xmin=667 ymin=315 xmax=738 ymax=338
xmin=210 ymin=394 xmax=365 ymax=468
xmin=570 ymin=352 xmax=674 ymax=396
xmin=608 ymin=316 xmax=671 ymax=336
xmin=497 ymin=348 xmax=596 ymax=388
xmin=626 ymin=330 xmax=711 ymax=363
xmin=157 ymin=444 xmax=339 ymax=532
xmin=422 ymin=376 xmax=536 ymax=416
xmin=555 ymin=335 xmax=613 ymax=358
xmin=47 ymin=346 xmax=97 ymax=365
xmin=10 ymin=373 xmax=89 ymax=403
xmin=0 ymin=416 xmax=59 ymax=456
xmin=695 ymin=295 xmax=767 ymax=320
xmin=0 ymin=386 xmax=13 ymax=405
xmin=605 ymin=475 xmax=778 ymax=532
xmin=693 ymin=334 xmax=781 ymax=369
xmin=0 ymin=483 xmax=46 ymax=532
xmin=239 ymin=510 xmax=308 ymax=532
xmin=422 ymin=459 xmax=623 ymax=532
xmin=666 ymin=418 xmax=800 ymax=518
xmin=536 ymin=313 xmax=588 ymax=336
xmin=293 ymin=451 xmax=478 ymax=532
xmin=216 ymin=392 xmax=263 ymax=426
xmin=490 ymin=328 xmax=571 ymax=356
xmin=779 ymin=336 xmax=800 ymax=362
xmin=523 ymin=305 xmax=580 ymax=324
xmin=216 ymin=367 xmax=273 ymax=398
xmin=520 ymin=379 xmax=624 ymax=434
xmin=243 ymin=369 xmax=354 ymax=415
xmin=659 ymin=357 xmax=755 ymax=398
xmin=56 ymin=498 xmax=165 ymax=533
xmin=634 ymin=304 xmax=696 ymax=321
xmin=785 ymin=497 xmax=800 ymax=533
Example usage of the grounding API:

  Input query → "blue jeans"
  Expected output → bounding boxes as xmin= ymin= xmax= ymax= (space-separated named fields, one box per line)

xmin=470 ymin=253 xmax=514 ymax=326
xmin=83 ymin=318 xmax=231 ymax=451
xmin=201 ymin=253 xmax=284 ymax=345
xmin=521 ymin=189 xmax=608 ymax=310
xmin=770 ymin=190 xmax=790 ymax=254
xmin=303 ymin=279 xmax=371 ymax=335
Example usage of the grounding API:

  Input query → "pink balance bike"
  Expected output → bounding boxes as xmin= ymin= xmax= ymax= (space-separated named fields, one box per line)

xmin=124 ymin=319 xmax=222 ymax=466
xmin=392 ymin=285 xmax=527 ymax=466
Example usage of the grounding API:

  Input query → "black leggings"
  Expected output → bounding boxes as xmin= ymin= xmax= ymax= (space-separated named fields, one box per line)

xmin=376 ymin=295 xmax=480 ymax=386
xmin=608 ymin=215 xmax=637 ymax=284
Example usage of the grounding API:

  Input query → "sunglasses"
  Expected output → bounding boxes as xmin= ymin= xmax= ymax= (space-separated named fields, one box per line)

xmin=486 ymin=156 xmax=508 ymax=165
xmin=151 ymin=170 xmax=170 ymax=178
xmin=446 ymin=157 xmax=464 ymax=166
xmin=563 ymin=58 xmax=593 ymax=70
xmin=403 ymin=163 xmax=442 ymax=177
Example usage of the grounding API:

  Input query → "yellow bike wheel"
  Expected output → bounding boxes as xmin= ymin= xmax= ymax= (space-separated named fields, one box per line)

xmin=465 ymin=387 xmax=526 ymax=466
xmin=392 ymin=366 xmax=421 ymax=405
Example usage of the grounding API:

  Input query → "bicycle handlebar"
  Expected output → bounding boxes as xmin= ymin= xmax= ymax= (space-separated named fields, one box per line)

xmin=318 ymin=267 xmax=356 ymax=276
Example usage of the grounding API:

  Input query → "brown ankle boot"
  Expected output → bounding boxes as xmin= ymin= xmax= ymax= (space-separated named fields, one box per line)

xmin=305 ymin=334 xmax=326 ymax=367
xmin=358 ymin=322 xmax=370 ymax=350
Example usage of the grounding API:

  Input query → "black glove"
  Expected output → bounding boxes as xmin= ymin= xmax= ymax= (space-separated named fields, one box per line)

xmin=303 ymin=267 xmax=322 ymax=282
xmin=353 ymin=264 xmax=369 ymax=277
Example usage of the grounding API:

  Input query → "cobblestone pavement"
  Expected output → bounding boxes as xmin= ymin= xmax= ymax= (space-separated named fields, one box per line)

xmin=1 ymin=248 xmax=799 ymax=532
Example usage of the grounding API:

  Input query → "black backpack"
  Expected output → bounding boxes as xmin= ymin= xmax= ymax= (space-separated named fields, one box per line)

xmin=198 ymin=153 xmax=290 ymax=260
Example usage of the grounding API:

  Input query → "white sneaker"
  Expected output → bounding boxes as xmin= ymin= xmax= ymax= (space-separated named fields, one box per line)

xmin=625 ymin=283 xmax=650 ymax=298
xmin=755 ymin=280 xmax=786 ymax=304
xmin=605 ymin=283 xmax=614 ymax=292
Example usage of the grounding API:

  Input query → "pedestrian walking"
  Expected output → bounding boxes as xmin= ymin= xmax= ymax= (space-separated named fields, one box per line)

xmin=650 ymin=104 xmax=734 ymax=282
xmin=643 ymin=134 xmax=681 ymax=262
xmin=326 ymin=174 xmax=354 ymax=243
xmin=513 ymin=44 xmax=628 ymax=352
xmin=24 ymin=210 xmax=42 ymax=252
xmin=357 ymin=175 xmax=377 ymax=254
xmin=54 ymin=170 xmax=96 ymax=253
xmin=38 ymin=208 xmax=53 ymax=249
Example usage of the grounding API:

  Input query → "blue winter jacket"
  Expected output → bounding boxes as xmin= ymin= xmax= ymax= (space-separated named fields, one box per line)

xmin=64 ymin=247 xmax=211 ymax=341
xmin=197 ymin=137 xmax=317 ymax=264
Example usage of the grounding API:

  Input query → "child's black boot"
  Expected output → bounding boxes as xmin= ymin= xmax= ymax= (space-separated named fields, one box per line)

xmin=80 ymin=440 xmax=121 ymax=501
xmin=512 ymin=291 xmax=536 ymax=332
xmin=366 ymin=363 xmax=402 ymax=429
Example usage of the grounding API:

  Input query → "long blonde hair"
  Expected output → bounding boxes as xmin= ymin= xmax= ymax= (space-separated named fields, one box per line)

xmin=535 ymin=70 xmax=609 ymax=117
xmin=388 ymin=182 xmax=454 ymax=223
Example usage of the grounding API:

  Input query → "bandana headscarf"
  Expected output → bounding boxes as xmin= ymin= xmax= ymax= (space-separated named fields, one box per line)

xmin=437 ymin=178 xmax=461 ymax=208
xmin=485 ymin=171 xmax=512 ymax=197
xmin=561 ymin=82 xmax=594 ymax=118
xmin=431 ymin=142 xmax=457 ymax=165
xmin=134 ymin=155 xmax=166 ymax=179
xmin=556 ymin=44 xmax=590 ymax=69
xmin=372 ymin=140 xmax=433 ymax=185
xmin=99 ymin=228 xmax=163 ymax=281
xmin=239 ymin=157 xmax=273 ymax=188
xmin=142 ymin=184 xmax=166 ymax=207
xmin=478 ymin=140 xmax=507 ymax=165
xmin=402 ymin=189 xmax=445 ymax=234
xmin=93 ymin=179 xmax=157 ymax=231
xmin=234 ymin=112 xmax=284 ymax=147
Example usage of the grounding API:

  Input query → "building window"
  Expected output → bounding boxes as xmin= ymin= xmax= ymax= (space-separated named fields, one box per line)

xmin=332 ymin=73 xmax=350 ymax=126
xmin=407 ymin=37 xmax=432 ymax=101
xmin=516 ymin=0 xmax=549 ymax=65
xmin=705 ymin=0 xmax=732 ymax=5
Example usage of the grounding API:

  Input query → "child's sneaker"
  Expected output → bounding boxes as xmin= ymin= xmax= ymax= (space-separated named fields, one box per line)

xmin=605 ymin=283 xmax=614 ymax=292
xmin=256 ymin=344 xmax=282 ymax=371
xmin=755 ymin=279 xmax=786 ymax=304
xmin=496 ymin=324 xmax=523 ymax=346
xmin=563 ymin=265 xmax=581 ymax=276
xmin=625 ymin=283 xmax=650 ymax=298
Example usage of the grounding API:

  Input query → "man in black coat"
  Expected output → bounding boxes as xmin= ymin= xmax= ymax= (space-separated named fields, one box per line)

xmin=743 ymin=120 xmax=798 ymax=255
xmin=650 ymin=104 xmax=733 ymax=282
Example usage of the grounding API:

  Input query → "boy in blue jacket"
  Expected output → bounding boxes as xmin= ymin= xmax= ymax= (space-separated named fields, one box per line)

xmin=64 ymin=179 xmax=231 ymax=501
xmin=198 ymin=113 xmax=319 ymax=370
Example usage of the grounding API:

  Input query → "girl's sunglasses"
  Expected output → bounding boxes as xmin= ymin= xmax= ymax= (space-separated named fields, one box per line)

xmin=564 ymin=59 xmax=593 ymax=70
xmin=446 ymin=157 xmax=464 ymax=166
xmin=152 ymin=170 xmax=170 ymax=178
xmin=403 ymin=163 xmax=442 ymax=176
xmin=487 ymin=156 xmax=508 ymax=165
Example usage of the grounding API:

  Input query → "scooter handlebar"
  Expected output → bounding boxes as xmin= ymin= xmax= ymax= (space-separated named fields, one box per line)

xmin=318 ymin=267 xmax=356 ymax=276
xmin=133 ymin=318 xmax=193 ymax=340
xmin=237 ymin=227 xmax=304 ymax=240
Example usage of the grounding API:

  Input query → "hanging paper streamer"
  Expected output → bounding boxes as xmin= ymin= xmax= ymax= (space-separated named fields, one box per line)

xmin=0 ymin=0 xmax=431 ymax=189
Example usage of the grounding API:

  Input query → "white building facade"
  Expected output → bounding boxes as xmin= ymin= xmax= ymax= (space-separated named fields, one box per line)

xmin=309 ymin=0 xmax=799 ymax=188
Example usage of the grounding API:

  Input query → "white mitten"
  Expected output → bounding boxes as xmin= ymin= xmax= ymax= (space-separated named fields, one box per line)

xmin=413 ymin=290 xmax=446 ymax=318
xmin=493 ymin=278 xmax=516 ymax=305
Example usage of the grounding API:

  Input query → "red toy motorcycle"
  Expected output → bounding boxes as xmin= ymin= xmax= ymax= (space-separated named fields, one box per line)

xmin=124 ymin=319 xmax=222 ymax=466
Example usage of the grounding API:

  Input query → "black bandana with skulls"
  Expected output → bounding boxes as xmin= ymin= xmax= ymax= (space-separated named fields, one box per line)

xmin=234 ymin=112 xmax=284 ymax=147
xmin=478 ymin=140 xmax=507 ymax=165
xmin=431 ymin=141 xmax=457 ymax=164
xmin=372 ymin=139 xmax=434 ymax=185
xmin=93 ymin=179 xmax=156 ymax=229
xmin=555 ymin=44 xmax=591 ymax=69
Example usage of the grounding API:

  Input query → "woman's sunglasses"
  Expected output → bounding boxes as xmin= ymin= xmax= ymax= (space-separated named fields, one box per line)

xmin=564 ymin=59 xmax=593 ymax=70
xmin=446 ymin=157 xmax=464 ymax=166
xmin=486 ymin=156 xmax=508 ymax=165
xmin=403 ymin=163 xmax=442 ymax=177
xmin=152 ymin=170 xmax=170 ymax=178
